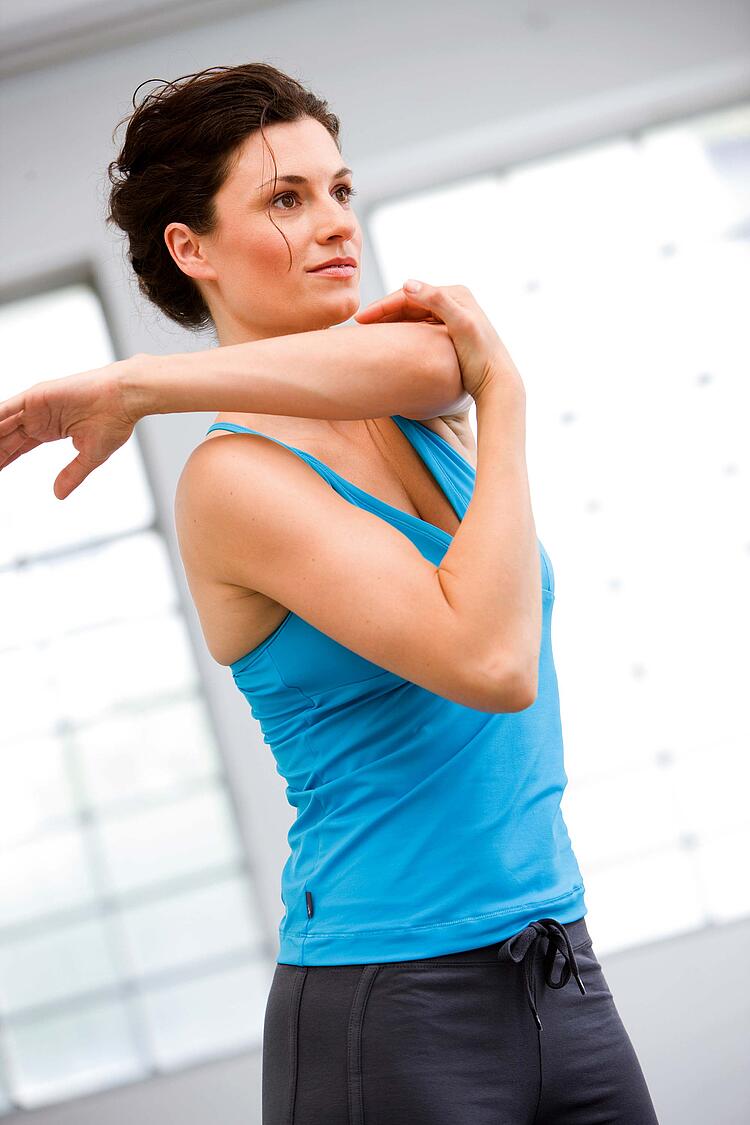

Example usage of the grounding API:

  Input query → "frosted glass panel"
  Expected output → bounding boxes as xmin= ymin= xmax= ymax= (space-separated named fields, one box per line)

xmin=581 ymin=845 xmax=704 ymax=955
xmin=4 ymin=999 xmax=143 ymax=1109
xmin=0 ymin=647 xmax=55 ymax=744
xmin=45 ymin=613 xmax=198 ymax=722
xmin=560 ymin=761 xmax=682 ymax=866
xmin=671 ymin=738 xmax=750 ymax=837
xmin=0 ymin=733 xmax=77 ymax=847
xmin=0 ymin=285 xmax=154 ymax=563
xmin=94 ymin=788 xmax=240 ymax=894
xmin=75 ymin=697 xmax=219 ymax=810
xmin=0 ymin=1080 xmax=11 ymax=1113
xmin=0 ymin=531 xmax=178 ymax=650
xmin=118 ymin=876 xmax=261 ymax=977
xmin=0 ymin=827 xmax=97 ymax=927
xmin=0 ymin=917 xmax=119 ymax=1016
xmin=141 ymin=960 xmax=273 ymax=1069
xmin=697 ymin=826 xmax=750 ymax=922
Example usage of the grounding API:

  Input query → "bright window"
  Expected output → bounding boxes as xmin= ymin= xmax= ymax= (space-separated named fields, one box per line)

xmin=0 ymin=284 xmax=272 ymax=1112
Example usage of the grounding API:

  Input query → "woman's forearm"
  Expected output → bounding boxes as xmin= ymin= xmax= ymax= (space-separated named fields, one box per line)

xmin=125 ymin=322 xmax=470 ymax=422
xmin=438 ymin=377 xmax=542 ymax=708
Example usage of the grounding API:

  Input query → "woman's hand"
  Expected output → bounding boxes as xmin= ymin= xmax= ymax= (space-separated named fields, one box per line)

xmin=355 ymin=286 xmax=444 ymax=326
xmin=0 ymin=358 xmax=141 ymax=500
xmin=355 ymin=280 xmax=524 ymax=402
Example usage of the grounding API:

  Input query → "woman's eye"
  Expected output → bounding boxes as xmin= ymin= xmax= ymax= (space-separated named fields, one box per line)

xmin=272 ymin=192 xmax=296 ymax=210
xmin=272 ymin=185 xmax=358 ymax=209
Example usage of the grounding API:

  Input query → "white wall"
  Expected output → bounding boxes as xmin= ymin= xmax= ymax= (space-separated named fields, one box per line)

xmin=1 ymin=1 xmax=749 ymax=1122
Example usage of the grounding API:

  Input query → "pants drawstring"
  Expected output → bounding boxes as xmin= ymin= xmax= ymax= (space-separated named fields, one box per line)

xmin=496 ymin=917 xmax=587 ymax=1032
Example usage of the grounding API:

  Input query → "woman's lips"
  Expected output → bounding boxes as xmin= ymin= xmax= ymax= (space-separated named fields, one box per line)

xmin=309 ymin=264 xmax=357 ymax=277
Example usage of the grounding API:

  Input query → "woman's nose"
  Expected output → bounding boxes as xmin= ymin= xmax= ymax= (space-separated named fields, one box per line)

xmin=319 ymin=199 xmax=357 ymax=235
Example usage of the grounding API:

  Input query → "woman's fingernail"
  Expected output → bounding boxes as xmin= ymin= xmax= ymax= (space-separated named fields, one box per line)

xmin=403 ymin=279 xmax=422 ymax=293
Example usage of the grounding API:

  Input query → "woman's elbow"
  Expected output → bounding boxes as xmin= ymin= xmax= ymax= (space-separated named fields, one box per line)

xmin=415 ymin=323 xmax=472 ymax=417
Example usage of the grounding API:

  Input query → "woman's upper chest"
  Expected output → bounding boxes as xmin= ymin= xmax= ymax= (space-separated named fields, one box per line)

xmin=191 ymin=413 xmax=476 ymax=665
xmin=203 ymin=413 xmax=476 ymax=537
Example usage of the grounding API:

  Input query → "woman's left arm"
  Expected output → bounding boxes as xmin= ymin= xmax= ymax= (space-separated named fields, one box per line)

xmin=124 ymin=321 xmax=468 ymax=422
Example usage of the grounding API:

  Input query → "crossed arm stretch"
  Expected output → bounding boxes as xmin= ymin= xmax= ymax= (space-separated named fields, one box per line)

xmin=126 ymin=322 xmax=472 ymax=422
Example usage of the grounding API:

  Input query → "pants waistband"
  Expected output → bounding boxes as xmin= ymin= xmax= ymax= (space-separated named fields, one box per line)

xmin=403 ymin=915 xmax=590 ymax=965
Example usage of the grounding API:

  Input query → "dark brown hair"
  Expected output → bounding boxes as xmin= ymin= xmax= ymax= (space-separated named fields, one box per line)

xmin=106 ymin=63 xmax=342 ymax=331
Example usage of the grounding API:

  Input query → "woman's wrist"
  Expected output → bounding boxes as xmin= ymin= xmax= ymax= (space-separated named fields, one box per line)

xmin=116 ymin=352 xmax=155 ymax=423
xmin=473 ymin=370 xmax=526 ymax=412
xmin=116 ymin=350 xmax=193 ymax=422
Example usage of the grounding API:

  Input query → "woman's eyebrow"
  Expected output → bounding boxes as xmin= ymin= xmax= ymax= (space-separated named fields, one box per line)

xmin=257 ymin=166 xmax=353 ymax=191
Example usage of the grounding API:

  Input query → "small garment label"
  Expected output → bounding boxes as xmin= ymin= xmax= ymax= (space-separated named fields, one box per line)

xmin=305 ymin=890 xmax=314 ymax=918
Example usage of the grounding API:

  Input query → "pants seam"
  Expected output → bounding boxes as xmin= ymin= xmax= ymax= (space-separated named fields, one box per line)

xmin=287 ymin=967 xmax=307 ymax=1125
xmin=533 ymin=1003 xmax=543 ymax=1122
xmin=346 ymin=964 xmax=380 ymax=1125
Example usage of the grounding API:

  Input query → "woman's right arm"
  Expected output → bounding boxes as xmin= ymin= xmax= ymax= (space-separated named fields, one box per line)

xmin=438 ymin=376 xmax=541 ymax=703
xmin=357 ymin=281 xmax=542 ymax=702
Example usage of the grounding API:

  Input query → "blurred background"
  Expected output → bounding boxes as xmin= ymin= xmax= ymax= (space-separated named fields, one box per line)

xmin=0 ymin=1 xmax=748 ymax=1122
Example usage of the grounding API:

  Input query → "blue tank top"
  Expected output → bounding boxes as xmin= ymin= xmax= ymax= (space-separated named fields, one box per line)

xmin=204 ymin=415 xmax=587 ymax=965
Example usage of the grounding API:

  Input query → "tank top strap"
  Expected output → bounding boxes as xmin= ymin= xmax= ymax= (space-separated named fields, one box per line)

xmin=204 ymin=421 xmax=335 ymax=483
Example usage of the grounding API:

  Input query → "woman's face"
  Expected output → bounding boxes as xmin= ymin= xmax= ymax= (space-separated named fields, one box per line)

xmin=165 ymin=116 xmax=362 ymax=344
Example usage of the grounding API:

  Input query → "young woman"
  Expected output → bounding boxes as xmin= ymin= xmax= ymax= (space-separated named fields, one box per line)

xmin=0 ymin=64 xmax=659 ymax=1125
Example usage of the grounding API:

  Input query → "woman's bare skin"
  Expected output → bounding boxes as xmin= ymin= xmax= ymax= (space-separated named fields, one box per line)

xmin=187 ymin=410 xmax=476 ymax=667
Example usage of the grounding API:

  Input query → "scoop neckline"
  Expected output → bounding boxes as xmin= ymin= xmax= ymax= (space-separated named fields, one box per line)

xmin=205 ymin=414 xmax=476 ymax=545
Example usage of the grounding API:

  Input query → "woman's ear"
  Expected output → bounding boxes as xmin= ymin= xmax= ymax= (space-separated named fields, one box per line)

xmin=163 ymin=222 xmax=218 ymax=282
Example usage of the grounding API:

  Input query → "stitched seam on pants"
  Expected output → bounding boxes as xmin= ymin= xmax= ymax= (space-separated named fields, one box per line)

xmin=347 ymin=965 xmax=380 ymax=1125
xmin=533 ymin=999 xmax=544 ymax=1121
xmin=287 ymin=968 xmax=307 ymax=1125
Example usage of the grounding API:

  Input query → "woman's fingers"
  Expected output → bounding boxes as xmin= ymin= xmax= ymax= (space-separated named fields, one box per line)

xmin=0 ymin=437 xmax=39 ymax=471
xmin=0 ymin=408 xmax=25 ymax=435
xmin=355 ymin=298 xmax=412 ymax=323
xmin=53 ymin=447 xmax=102 ymax=501
xmin=401 ymin=280 xmax=460 ymax=321
xmin=0 ymin=412 xmax=22 ymax=467
xmin=0 ymin=394 xmax=26 ymax=426
xmin=358 ymin=280 xmax=467 ymax=329
xmin=0 ymin=413 xmax=40 ymax=470
xmin=355 ymin=286 xmax=434 ymax=323
xmin=354 ymin=290 xmax=402 ymax=321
